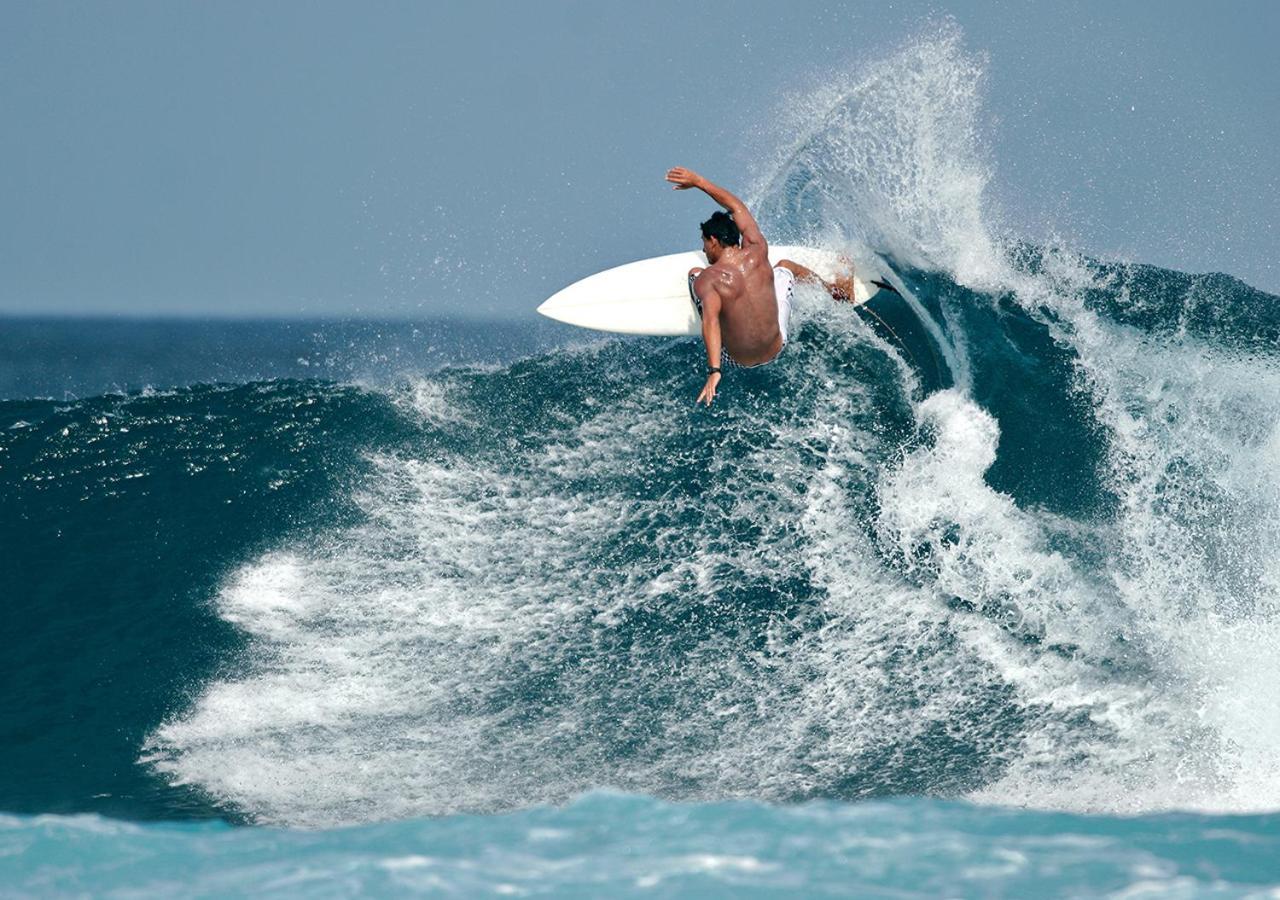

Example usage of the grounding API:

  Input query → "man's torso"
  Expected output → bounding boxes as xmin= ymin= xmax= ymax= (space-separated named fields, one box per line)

xmin=704 ymin=245 xmax=781 ymax=366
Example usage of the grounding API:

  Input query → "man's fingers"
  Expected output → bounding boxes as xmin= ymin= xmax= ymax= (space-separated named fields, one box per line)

xmin=666 ymin=168 xmax=697 ymax=190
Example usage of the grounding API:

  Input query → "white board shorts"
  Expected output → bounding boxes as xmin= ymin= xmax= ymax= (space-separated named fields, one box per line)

xmin=689 ymin=265 xmax=797 ymax=368
xmin=774 ymin=265 xmax=796 ymax=345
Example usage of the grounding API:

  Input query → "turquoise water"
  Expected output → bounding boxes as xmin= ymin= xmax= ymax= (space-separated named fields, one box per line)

xmin=6 ymin=794 xmax=1279 ymax=897
xmin=5 ymin=29 xmax=1280 ymax=897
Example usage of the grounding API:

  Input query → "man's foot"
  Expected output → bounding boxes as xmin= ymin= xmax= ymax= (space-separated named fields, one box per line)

xmin=829 ymin=257 xmax=856 ymax=303
xmin=777 ymin=257 xmax=857 ymax=303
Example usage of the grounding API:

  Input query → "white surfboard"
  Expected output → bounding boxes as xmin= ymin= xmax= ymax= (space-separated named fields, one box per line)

xmin=536 ymin=245 xmax=885 ymax=336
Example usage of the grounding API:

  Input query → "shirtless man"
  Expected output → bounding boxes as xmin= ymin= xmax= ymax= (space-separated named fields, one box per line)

xmin=665 ymin=166 xmax=854 ymax=405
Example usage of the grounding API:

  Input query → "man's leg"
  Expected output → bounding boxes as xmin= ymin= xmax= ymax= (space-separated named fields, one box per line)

xmin=776 ymin=258 xmax=856 ymax=303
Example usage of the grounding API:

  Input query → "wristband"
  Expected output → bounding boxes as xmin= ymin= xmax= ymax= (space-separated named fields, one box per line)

xmin=708 ymin=367 xmax=721 ymax=375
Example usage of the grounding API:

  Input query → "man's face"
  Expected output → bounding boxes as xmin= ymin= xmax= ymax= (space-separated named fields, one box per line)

xmin=702 ymin=235 xmax=722 ymax=264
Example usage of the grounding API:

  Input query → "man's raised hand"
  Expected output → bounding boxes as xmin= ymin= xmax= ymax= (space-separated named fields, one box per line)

xmin=666 ymin=167 xmax=703 ymax=190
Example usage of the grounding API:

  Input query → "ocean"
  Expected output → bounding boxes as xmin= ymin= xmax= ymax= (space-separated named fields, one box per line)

xmin=4 ymin=28 xmax=1280 ymax=898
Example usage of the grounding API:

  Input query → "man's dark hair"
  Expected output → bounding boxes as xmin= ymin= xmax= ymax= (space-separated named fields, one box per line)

xmin=700 ymin=211 xmax=740 ymax=247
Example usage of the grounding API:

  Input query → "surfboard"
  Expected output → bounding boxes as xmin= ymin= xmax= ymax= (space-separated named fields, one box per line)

xmin=536 ymin=245 xmax=886 ymax=336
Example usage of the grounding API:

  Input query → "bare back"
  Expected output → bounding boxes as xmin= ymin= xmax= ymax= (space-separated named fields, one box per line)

xmin=693 ymin=245 xmax=782 ymax=366
xmin=666 ymin=165 xmax=784 ymax=403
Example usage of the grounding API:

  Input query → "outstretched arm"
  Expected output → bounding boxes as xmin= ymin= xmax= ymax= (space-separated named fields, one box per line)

xmin=666 ymin=167 xmax=765 ymax=249
xmin=693 ymin=273 xmax=723 ymax=406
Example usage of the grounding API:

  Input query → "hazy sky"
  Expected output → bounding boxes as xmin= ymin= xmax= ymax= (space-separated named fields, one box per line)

xmin=3 ymin=1 xmax=1277 ymax=318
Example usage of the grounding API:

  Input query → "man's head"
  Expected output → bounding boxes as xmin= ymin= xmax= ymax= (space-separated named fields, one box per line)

xmin=700 ymin=211 xmax=740 ymax=263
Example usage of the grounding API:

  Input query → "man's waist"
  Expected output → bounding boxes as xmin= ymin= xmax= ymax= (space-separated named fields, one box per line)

xmin=721 ymin=331 xmax=784 ymax=367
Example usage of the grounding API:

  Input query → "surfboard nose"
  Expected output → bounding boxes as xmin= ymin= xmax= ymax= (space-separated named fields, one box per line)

xmin=535 ymin=290 xmax=573 ymax=324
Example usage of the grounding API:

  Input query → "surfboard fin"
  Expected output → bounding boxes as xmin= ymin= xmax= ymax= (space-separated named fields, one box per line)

xmin=870 ymin=278 xmax=901 ymax=296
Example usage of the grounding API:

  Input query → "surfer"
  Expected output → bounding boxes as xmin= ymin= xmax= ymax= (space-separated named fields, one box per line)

xmin=666 ymin=167 xmax=856 ymax=405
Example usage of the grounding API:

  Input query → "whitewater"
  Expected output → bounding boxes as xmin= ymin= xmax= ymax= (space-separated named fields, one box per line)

xmin=4 ymin=25 xmax=1279 ymax=896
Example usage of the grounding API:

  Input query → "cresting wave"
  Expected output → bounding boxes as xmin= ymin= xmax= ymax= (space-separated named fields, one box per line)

xmin=137 ymin=26 xmax=1280 ymax=825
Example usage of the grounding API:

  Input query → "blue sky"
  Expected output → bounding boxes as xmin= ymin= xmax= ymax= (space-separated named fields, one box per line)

xmin=2 ymin=0 xmax=1276 ymax=317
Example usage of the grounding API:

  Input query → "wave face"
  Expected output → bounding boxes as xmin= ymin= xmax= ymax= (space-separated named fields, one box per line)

xmin=4 ymin=25 xmax=1280 ymax=833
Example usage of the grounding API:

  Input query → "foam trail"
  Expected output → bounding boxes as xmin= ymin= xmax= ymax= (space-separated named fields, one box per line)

xmin=876 ymin=268 xmax=969 ymax=391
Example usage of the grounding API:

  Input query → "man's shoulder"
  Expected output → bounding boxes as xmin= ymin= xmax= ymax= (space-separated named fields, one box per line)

xmin=742 ymin=242 xmax=771 ymax=267
xmin=698 ymin=262 xmax=737 ymax=284
xmin=692 ymin=266 xmax=726 ymax=303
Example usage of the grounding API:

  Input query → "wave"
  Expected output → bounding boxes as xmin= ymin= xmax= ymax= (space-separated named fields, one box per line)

xmin=134 ymin=252 xmax=1279 ymax=827
xmin=4 ymin=24 xmax=1280 ymax=828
